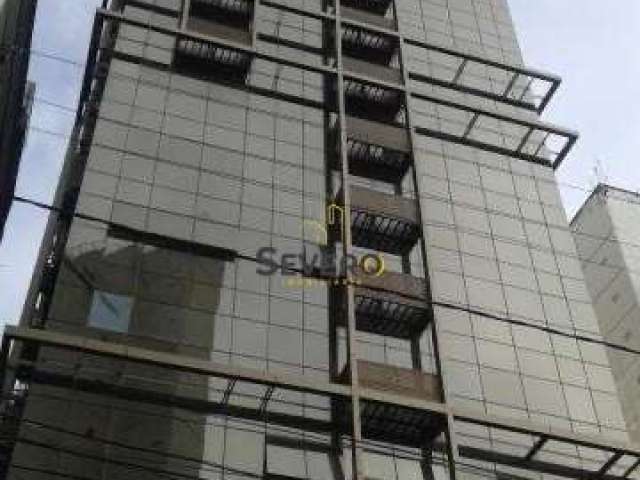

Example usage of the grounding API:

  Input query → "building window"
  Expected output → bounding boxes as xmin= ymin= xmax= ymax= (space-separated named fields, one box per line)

xmin=88 ymin=290 xmax=133 ymax=333
xmin=265 ymin=436 xmax=335 ymax=480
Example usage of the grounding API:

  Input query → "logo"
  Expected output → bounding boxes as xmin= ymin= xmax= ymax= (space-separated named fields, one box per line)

xmin=256 ymin=203 xmax=385 ymax=287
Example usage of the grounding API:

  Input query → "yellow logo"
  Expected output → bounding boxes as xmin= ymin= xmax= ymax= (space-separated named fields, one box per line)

xmin=257 ymin=203 xmax=386 ymax=287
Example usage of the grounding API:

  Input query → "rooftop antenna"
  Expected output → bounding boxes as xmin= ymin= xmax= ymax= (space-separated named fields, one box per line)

xmin=589 ymin=157 xmax=608 ymax=195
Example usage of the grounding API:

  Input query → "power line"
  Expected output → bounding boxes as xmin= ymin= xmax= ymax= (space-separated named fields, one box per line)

xmin=9 ymin=194 xmax=640 ymax=361
xmin=11 ymin=185 xmax=640 ymax=287
xmin=0 ymin=33 xmax=618 ymax=202
xmin=10 ymin=93 xmax=638 ymax=255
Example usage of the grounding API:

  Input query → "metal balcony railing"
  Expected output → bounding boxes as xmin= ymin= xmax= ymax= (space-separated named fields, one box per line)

xmin=190 ymin=0 xmax=254 ymax=27
xmin=335 ymin=270 xmax=430 ymax=338
xmin=342 ymin=77 xmax=403 ymax=121
xmin=339 ymin=185 xmax=421 ymax=255
xmin=175 ymin=18 xmax=253 ymax=81
xmin=341 ymin=24 xmax=398 ymax=64
xmin=356 ymin=271 xmax=430 ymax=338
xmin=338 ymin=360 xmax=444 ymax=446
xmin=342 ymin=116 xmax=412 ymax=183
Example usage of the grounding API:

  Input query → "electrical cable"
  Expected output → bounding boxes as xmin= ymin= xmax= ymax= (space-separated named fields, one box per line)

xmin=4 ymin=99 xmax=634 ymax=257
xmin=0 ymin=412 xmax=627 ymax=480
xmin=2 ymin=28 xmax=627 ymax=201
xmin=2 ymin=7 xmax=639 ymax=480
xmin=9 ymin=193 xmax=640 ymax=360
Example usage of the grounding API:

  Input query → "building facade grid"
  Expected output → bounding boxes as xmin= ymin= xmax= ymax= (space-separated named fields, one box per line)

xmin=0 ymin=1 xmax=637 ymax=480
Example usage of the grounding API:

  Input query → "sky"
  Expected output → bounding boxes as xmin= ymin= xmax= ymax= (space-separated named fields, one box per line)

xmin=508 ymin=0 xmax=640 ymax=214
xmin=0 ymin=0 xmax=639 ymax=329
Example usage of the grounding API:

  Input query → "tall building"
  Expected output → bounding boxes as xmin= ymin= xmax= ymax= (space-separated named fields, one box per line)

xmin=0 ymin=0 xmax=37 ymax=240
xmin=2 ymin=1 xmax=640 ymax=480
xmin=571 ymin=184 xmax=640 ymax=444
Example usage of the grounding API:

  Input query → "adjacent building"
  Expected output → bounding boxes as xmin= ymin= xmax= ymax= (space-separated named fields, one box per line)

xmin=0 ymin=0 xmax=37 ymax=240
xmin=571 ymin=183 xmax=640 ymax=444
xmin=2 ymin=1 xmax=639 ymax=480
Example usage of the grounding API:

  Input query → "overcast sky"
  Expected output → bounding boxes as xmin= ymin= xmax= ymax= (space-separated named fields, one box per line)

xmin=0 ymin=0 xmax=638 ymax=329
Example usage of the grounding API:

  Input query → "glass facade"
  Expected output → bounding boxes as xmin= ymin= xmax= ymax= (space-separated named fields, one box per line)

xmin=4 ymin=1 xmax=638 ymax=480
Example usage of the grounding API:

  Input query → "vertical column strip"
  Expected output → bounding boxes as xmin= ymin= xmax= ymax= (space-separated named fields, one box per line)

xmin=392 ymin=0 xmax=459 ymax=478
xmin=334 ymin=2 xmax=365 ymax=480
xmin=180 ymin=0 xmax=191 ymax=30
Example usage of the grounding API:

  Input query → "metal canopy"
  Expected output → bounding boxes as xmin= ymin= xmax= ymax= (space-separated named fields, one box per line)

xmin=3 ymin=327 xmax=640 ymax=480
xmin=453 ymin=409 xmax=640 ymax=480
xmin=96 ymin=8 xmax=576 ymax=170
xmin=0 ymin=327 xmax=447 ymax=449
xmin=405 ymin=39 xmax=561 ymax=114
xmin=412 ymin=91 xmax=578 ymax=169
xmin=230 ymin=1 xmax=562 ymax=115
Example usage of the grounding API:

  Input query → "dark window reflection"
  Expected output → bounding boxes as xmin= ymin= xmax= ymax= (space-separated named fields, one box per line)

xmin=88 ymin=290 xmax=133 ymax=332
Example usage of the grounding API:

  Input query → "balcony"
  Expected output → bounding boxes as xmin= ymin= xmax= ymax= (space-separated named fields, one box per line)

xmin=342 ymin=116 xmax=412 ymax=183
xmin=342 ymin=24 xmax=398 ymax=64
xmin=336 ymin=185 xmax=420 ymax=255
xmin=342 ymin=77 xmax=403 ymax=121
xmin=175 ymin=17 xmax=253 ymax=82
xmin=175 ymin=0 xmax=255 ymax=82
xmin=353 ymin=271 xmax=430 ymax=338
xmin=338 ymin=360 xmax=444 ymax=446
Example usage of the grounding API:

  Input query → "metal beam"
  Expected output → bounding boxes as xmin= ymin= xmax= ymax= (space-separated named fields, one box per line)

xmin=623 ymin=458 xmax=640 ymax=478
xmin=21 ymin=368 xmax=335 ymax=434
xmin=410 ymin=86 xmax=579 ymax=169
xmin=2 ymin=326 xmax=351 ymax=399
xmin=596 ymin=452 xmax=624 ymax=478
xmin=538 ymin=77 xmax=560 ymax=114
xmin=515 ymin=127 xmax=534 ymax=153
xmin=453 ymin=408 xmax=640 ymax=457
xmin=411 ymin=90 xmax=578 ymax=138
xmin=451 ymin=59 xmax=468 ymax=84
xmin=334 ymin=0 xmax=366 ymax=477
xmin=524 ymin=436 xmax=547 ymax=461
xmin=409 ymin=71 xmax=543 ymax=113
xmin=232 ymin=0 xmax=565 ymax=101
xmin=404 ymin=37 xmax=560 ymax=84
xmin=552 ymin=133 xmax=578 ymax=169
xmin=502 ymin=72 xmax=519 ymax=97
xmin=6 ymin=329 xmax=640 ymax=463
xmin=258 ymin=0 xmax=563 ymax=113
xmin=97 ymin=8 xmax=335 ymax=77
xmin=518 ymin=78 xmax=535 ymax=101
xmin=396 ymin=7 xmax=459 ymax=473
xmin=462 ymin=113 xmax=479 ymax=139
xmin=459 ymin=445 xmax=624 ymax=480
xmin=414 ymin=125 xmax=554 ymax=168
